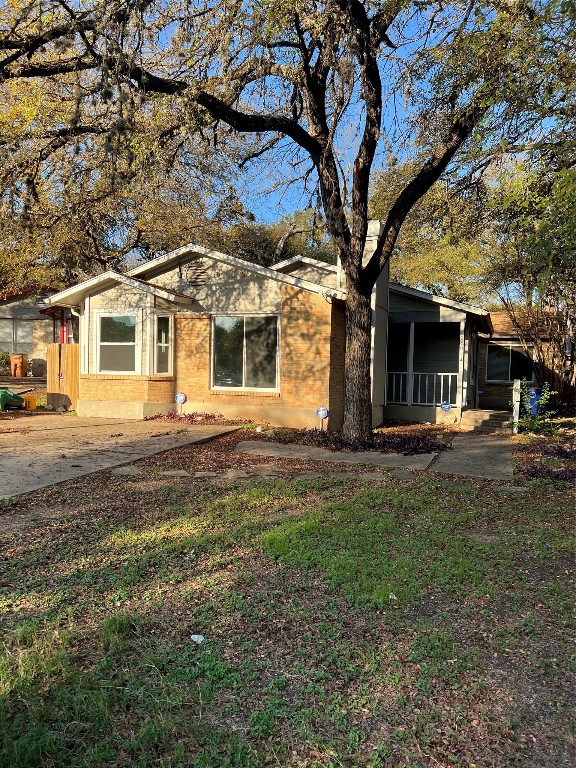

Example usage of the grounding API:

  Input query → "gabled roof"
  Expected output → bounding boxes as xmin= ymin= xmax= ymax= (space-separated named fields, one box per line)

xmin=389 ymin=283 xmax=493 ymax=334
xmin=390 ymin=283 xmax=491 ymax=316
xmin=489 ymin=311 xmax=528 ymax=338
xmin=44 ymin=271 xmax=193 ymax=308
xmin=128 ymin=243 xmax=344 ymax=300
xmin=271 ymin=255 xmax=337 ymax=273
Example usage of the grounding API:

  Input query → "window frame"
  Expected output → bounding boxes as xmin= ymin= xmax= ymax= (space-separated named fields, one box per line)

xmin=211 ymin=314 xmax=280 ymax=392
xmin=95 ymin=311 xmax=142 ymax=375
xmin=485 ymin=342 xmax=535 ymax=384
xmin=153 ymin=314 xmax=173 ymax=376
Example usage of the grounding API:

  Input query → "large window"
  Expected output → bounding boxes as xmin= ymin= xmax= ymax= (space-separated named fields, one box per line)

xmin=0 ymin=319 xmax=34 ymax=355
xmin=213 ymin=315 xmax=279 ymax=389
xmin=98 ymin=314 xmax=139 ymax=373
xmin=155 ymin=316 xmax=171 ymax=374
xmin=486 ymin=343 xmax=534 ymax=382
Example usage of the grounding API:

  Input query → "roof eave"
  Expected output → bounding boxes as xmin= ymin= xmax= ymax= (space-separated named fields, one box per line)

xmin=45 ymin=271 xmax=193 ymax=308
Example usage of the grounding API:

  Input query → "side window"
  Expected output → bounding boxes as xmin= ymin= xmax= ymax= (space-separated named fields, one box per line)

xmin=486 ymin=344 xmax=510 ymax=381
xmin=486 ymin=343 xmax=534 ymax=382
xmin=509 ymin=347 xmax=534 ymax=380
xmin=156 ymin=316 xmax=171 ymax=374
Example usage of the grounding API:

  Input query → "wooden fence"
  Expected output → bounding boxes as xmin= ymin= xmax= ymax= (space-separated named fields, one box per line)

xmin=47 ymin=343 xmax=79 ymax=411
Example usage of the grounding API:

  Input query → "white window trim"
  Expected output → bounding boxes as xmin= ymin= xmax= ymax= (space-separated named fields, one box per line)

xmin=95 ymin=310 xmax=142 ymax=375
xmin=153 ymin=313 xmax=174 ymax=376
xmin=485 ymin=342 xmax=535 ymax=384
xmin=211 ymin=314 xmax=280 ymax=392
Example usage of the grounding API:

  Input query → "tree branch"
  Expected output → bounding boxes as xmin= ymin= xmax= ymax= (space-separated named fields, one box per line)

xmin=194 ymin=90 xmax=322 ymax=159
xmin=364 ymin=99 xmax=488 ymax=286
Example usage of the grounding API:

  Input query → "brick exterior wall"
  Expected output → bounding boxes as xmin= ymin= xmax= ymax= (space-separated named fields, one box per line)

xmin=174 ymin=287 xmax=337 ymax=425
xmin=78 ymin=286 xmax=343 ymax=426
xmin=477 ymin=341 xmax=514 ymax=409
xmin=79 ymin=375 xmax=175 ymax=403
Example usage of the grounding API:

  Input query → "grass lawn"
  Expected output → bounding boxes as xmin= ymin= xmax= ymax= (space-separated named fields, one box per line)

xmin=0 ymin=433 xmax=574 ymax=767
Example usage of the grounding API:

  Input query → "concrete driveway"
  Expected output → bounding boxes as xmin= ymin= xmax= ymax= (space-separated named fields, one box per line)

xmin=0 ymin=413 xmax=237 ymax=499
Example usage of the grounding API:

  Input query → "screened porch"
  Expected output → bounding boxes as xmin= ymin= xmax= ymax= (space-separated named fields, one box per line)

xmin=387 ymin=322 xmax=460 ymax=407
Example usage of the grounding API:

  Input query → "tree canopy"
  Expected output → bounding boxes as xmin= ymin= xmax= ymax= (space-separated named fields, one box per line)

xmin=485 ymin=153 xmax=576 ymax=404
xmin=370 ymin=164 xmax=496 ymax=305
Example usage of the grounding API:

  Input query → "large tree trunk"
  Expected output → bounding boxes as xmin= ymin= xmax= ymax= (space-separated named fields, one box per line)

xmin=342 ymin=280 xmax=373 ymax=441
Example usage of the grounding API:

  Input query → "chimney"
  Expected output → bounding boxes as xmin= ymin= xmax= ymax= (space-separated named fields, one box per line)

xmin=337 ymin=220 xmax=385 ymax=291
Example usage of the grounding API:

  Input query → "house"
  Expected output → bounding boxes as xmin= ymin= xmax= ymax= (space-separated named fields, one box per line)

xmin=45 ymin=221 xmax=493 ymax=426
xmin=477 ymin=311 xmax=536 ymax=410
xmin=45 ymin=241 xmax=354 ymax=427
xmin=0 ymin=288 xmax=74 ymax=376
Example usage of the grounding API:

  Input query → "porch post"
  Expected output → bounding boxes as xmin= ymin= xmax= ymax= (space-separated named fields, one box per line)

xmin=81 ymin=298 xmax=89 ymax=374
xmin=407 ymin=323 xmax=414 ymax=406
xmin=457 ymin=320 xmax=466 ymax=410
xmin=59 ymin=310 xmax=66 ymax=344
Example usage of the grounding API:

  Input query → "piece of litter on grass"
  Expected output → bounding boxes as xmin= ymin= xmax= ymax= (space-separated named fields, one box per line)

xmin=190 ymin=634 xmax=204 ymax=645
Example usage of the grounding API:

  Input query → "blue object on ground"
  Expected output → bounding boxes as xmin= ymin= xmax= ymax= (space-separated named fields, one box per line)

xmin=528 ymin=388 xmax=542 ymax=415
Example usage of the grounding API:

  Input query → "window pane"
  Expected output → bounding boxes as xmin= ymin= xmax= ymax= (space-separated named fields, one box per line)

xmin=15 ymin=320 xmax=33 ymax=342
xmin=510 ymin=347 xmax=534 ymax=380
xmin=487 ymin=345 xmax=510 ymax=380
xmin=14 ymin=320 xmax=33 ymax=355
xmin=387 ymin=323 xmax=410 ymax=372
xmin=413 ymin=322 xmax=459 ymax=373
xmin=245 ymin=316 xmax=278 ymax=388
xmin=157 ymin=317 xmax=170 ymax=373
xmin=214 ymin=317 xmax=243 ymax=386
xmin=101 ymin=316 xmax=136 ymax=343
xmin=14 ymin=342 xmax=34 ymax=355
xmin=157 ymin=347 xmax=169 ymax=373
xmin=100 ymin=344 xmax=136 ymax=372
xmin=157 ymin=317 xmax=169 ymax=345
xmin=0 ymin=320 xmax=13 ymax=350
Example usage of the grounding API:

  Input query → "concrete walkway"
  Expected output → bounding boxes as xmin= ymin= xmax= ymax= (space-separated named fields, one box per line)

xmin=234 ymin=440 xmax=435 ymax=470
xmin=431 ymin=434 xmax=514 ymax=481
xmin=0 ymin=415 xmax=238 ymax=499
xmin=235 ymin=434 xmax=515 ymax=482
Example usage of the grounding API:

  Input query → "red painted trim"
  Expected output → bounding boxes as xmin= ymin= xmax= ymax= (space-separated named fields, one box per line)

xmin=0 ymin=285 xmax=55 ymax=302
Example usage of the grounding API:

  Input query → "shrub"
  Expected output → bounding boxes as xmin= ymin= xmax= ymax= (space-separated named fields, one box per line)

xmin=514 ymin=380 xmax=557 ymax=434
xmin=271 ymin=428 xmax=450 ymax=455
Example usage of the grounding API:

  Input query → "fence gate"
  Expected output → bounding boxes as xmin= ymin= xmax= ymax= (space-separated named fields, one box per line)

xmin=47 ymin=344 xmax=79 ymax=411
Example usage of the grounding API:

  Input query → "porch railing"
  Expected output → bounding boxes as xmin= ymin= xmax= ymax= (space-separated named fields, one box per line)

xmin=387 ymin=371 xmax=458 ymax=406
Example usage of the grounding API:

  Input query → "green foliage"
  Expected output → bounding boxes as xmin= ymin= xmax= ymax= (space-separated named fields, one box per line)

xmin=515 ymin=380 xmax=558 ymax=434
xmin=489 ymin=162 xmax=576 ymax=294
xmin=370 ymin=166 xmax=494 ymax=304
xmin=224 ymin=210 xmax=337 ymax=268
xmin=488 ymin=157 xmax=576 ymax=407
